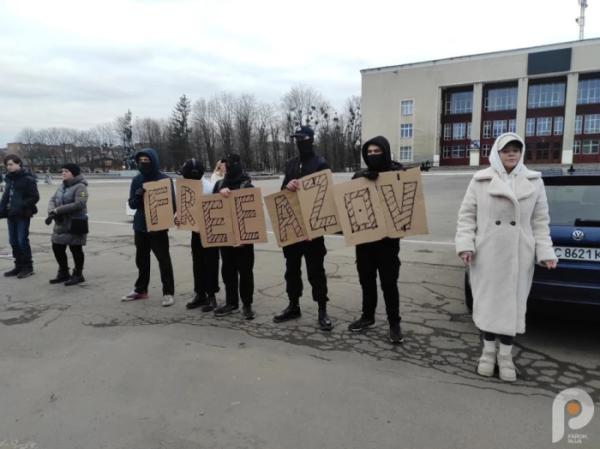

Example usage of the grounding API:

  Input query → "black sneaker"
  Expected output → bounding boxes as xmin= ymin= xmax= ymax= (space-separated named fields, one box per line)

xmin=273 ymin=303 xmax=301 ymax=323
xmin=389 ymin=325 xmax=404 ymax=344
xmin=201 ymin=296 xmax=217 ymax=313
xmin=214 ymin=304 xmax=239 ymax=317
xmin=4 ymin=267 xmax=21 ymax=277
xmin=17 ymin=267 xmax=34 ymax=279
xmin=318 ymin=308 xmax=333 ymax=331
xmin=186 ymin=293 xmax=208 ymax=309
xmin=348 ymin=317 xmax=376 ymax=332
xmin=242 ymin=305 xmax=256 ymax=320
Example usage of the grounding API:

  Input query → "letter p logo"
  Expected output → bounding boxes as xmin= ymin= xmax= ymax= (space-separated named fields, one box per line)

xmin=552 ymin=388 xmax=594 ymax=443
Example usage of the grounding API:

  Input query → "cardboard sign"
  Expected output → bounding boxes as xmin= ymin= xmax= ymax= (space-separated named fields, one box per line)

xmin=264 ymin=189 xmax=308 ymax=247
xmin=297 ymin=169 xmax=341 ymax=239
xmin=197 ymin=193 xmax=236 ymax=247
xmin=333 ymin=177 xmax=388 ymax=246
xmin=375 ymin=168 xmax=428 ymax=238
xmin=175 ymin=179 xmax=203 ymax=231
xmin=230 ymin=188 xmax=268 ymax=245
xmin=143 ymin=178 xmax=175 ymax=232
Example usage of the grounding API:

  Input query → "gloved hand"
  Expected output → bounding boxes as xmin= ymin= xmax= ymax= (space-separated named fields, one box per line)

xmin=44 ymin=211 xmax=56 ymax=226
xmin=135 ymin=187 xmax=145 ymax=197
xmin=361 ymin=170 xmax=379 ymax=181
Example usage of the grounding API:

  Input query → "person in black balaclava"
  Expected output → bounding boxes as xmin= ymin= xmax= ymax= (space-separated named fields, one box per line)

xmin=178 ymin=158 xmax=221 ymax=312
xmin=212 ymin=154 xmax=257 ymax=320
xmin=347 ymin=136 xmax=405 ymax=344
xmin=273 ymin=126 xmax=333 ymax=331
xmin=121 ymin=149 xmax=176 ymax=307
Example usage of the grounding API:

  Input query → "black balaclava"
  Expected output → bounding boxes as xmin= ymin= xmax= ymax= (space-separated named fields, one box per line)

xmin=292 ymin=126 xmax=315 ymax=161
xmin=180 ymin=158 xmax=205 ymax=180
xmin=222 ymin=153 xmax=250 ymax=189
xmin=362 ymin=136 xmax=392 ymax=172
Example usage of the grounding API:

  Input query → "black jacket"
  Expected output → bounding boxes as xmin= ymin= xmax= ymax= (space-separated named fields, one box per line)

xmin=281 ymin=152 xmax=329 ymax=190
xmin=128 ymin=148 xmax=173 ymax=233
xmin=0 ymin=169 xmax=40 ymax=218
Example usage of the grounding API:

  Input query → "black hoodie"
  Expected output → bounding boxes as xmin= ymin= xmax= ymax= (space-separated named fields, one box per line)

xmin=353 ymin=136 xmax=403 ymax=180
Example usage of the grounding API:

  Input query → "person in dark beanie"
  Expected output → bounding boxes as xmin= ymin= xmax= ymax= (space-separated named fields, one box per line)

xmin=273 ymin=126 xmax=333 ymax=331
xmin=177 ymin=158 xmax=221 ymax=312
xmin=121 ymin=149 xmax=176 ymax=307
xmin=347 ymin=136 xmax=404 ymax=344
xmin=213 ymin=154 xmax=256 ymax=320
xmin=45 ymin=163 xmax=89 ymax=286
xmin=0 ymin=154 xmax=39 ymax=278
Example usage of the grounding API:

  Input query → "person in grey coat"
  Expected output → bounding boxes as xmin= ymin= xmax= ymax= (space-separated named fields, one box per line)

xmin=46 ymin=163 xmax=89 ymax=286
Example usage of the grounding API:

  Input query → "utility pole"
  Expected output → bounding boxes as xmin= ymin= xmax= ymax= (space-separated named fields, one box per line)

xmin=576 ymin=0 xmax=588 ymax=40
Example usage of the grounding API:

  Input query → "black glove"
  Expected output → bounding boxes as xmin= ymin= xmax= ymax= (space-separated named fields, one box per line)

xmin=362 ymin=170 xmax=379 ymax=181
xmin=135 ymin=187 xmax=145 ymax=197
xmin=44 ymin=211 xmax=56 ymax=226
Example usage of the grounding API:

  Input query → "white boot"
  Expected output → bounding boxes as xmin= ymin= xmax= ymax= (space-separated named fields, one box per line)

xmin=497 ymin=343 xmax=517 ymax=382
xmin=477 ymin=339 xmax=497 ymax=377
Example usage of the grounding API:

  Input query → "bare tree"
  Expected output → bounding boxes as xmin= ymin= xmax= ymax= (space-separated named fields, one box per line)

xmin=235 ymin=94 xmax=257 ymax=168
xmin=210 ymin=93 xmax=236 ymax=156
xmin=191 ymin=98 xmax=218 ymax=169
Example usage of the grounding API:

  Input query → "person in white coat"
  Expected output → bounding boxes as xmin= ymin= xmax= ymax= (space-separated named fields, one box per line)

xmin=455 ymin=132 xmax=557 ymax=382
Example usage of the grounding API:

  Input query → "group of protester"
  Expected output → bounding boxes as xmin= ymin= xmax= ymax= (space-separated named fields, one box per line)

xmin=0 ymin=128 xmax=558 ymax=382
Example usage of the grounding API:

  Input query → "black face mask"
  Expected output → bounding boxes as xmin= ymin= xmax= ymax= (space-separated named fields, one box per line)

xmin=297 ymin=140 xmax=313 ymax=159
xmin=366 ymin=154 xmax=387 ymax=171
xmin=226 ymin=162 xmax=243 ymax=180
xmin=138 ymin=161 xmax=153 ymax=175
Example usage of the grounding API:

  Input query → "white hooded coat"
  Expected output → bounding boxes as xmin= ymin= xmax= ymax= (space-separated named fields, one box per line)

xmin=455 ymin=132 xmax=557 ymax=336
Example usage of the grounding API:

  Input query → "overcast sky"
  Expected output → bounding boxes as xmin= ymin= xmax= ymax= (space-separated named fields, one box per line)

xmin=1 ymin=0 xmax=599 ymax=147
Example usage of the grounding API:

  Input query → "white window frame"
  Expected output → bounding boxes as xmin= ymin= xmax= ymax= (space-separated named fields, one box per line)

xmin=573 ymin=140 xmax=582 ymax=155
xmin=508 ymin=119 xmax=516 ymax=133
xmin=577 ymin=78 xmax=600 ymax=105
xmin=553 ymin=116 xmax=564 ymax=136
xmin=575 ymin=115 xmax=584 ymax=135
xmin=443 ymin=123 xmax=452 ymax=140
xmin=536 ymin=117 xmax=552 ymax=136
xmin=482 ymin=121 xmax=492 ymax=138
xmin=400 ymin=123 xmax=413 ymax=139
xmin=492 ymin=120 xmax=507 ymax=138
xmin=399 ymin=146 xmax=413 ymax=161
xmin=526 ymin=118 xmax=536 ymax=136
xmin=452 ymin=122 xmax=466 ymax=140
xmin=400 ymin=99 xmax=414 ymax=116
xmin=584 ymin=114 xmax=600 ymax=134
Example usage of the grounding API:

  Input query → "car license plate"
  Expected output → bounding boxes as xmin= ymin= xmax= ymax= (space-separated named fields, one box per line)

xmin=554 ymin=246 xmax=600 ymax=262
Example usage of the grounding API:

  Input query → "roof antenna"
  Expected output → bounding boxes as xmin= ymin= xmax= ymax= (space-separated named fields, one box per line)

xmin=576 ymin=0 xmax=588 ymax=40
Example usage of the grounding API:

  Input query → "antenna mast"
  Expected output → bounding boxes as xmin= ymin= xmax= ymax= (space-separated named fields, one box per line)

xmin=576 ymin=0 xmax=588 ymax=40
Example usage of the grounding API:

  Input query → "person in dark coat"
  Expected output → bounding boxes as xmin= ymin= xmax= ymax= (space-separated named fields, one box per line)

xmin=213 ymin=154 xmax=256 ymax=320
xmin=121 ymin=149 xmax=176 ymax=307
xmin=0 ymin=154 xmax=40 ymax=278
xmin=45 ymin=163 xmax=89 ymax=286
xmin=177 ymin=158 xmax=221 ymax=312
xmin=273 ymin=126 xmax=333 ymax=331
xmin=347 ymin=136 xmax=404 ymax=344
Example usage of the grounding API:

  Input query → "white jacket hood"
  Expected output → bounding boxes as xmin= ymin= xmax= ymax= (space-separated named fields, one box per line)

xmin=489 ymin=132 xmax=526 ymax=177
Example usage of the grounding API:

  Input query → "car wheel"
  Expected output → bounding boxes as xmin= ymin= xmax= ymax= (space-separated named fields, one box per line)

xmin=464 ymin=271 xmax=473 ymax=313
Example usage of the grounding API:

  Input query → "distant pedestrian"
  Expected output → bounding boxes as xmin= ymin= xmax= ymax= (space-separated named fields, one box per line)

xmin=46 ymin=163 xmax=89 ymax=286
xmin=0 ymin=154 xmax=39 ymax=278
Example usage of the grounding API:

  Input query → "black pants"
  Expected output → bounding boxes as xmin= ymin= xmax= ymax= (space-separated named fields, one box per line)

xmin=482 ymin=332 xmax=514 ymax=345
xmin=220 ymin=245 xmax=254 ymax=307
xmin=356 ymin=238 xmax=401 ymax=326
xmin=134 ymin=230 xmax=174 ymax=295
xmin=282 ymin=237 xmax=328 ymax=303
xmin=52 ymin=243 xmax=84 ymax=272
xmin=191 ymin=232 xmax=220 ymax=297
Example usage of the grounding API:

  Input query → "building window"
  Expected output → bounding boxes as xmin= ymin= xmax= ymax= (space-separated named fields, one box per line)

xmin=582 ymin=140 xmax=600 ymax=154
xmin=481 ymin=144 xmax=491 ymax=158
xmin=442 ymin=146 xmax=451 ymax=158
xmin=577 ymin=78 xmax=600 ymax=105
xmin=492 ymin=120 xmax=507 ymax=138
xmin=400 ymin=123 xmax=413 ymax=139
xmin=445 ymin=91 xmax=473 ymax=114
xmin=467 ymin=122 xmax=472 ymax=139
xmin=508 ymin=119 xmax=516 ymax=133
xmin=575 ymin=115 xmax=583 ymax=134
xmin=553 ymin=116 xmax=564 ymax=135
xmin=573 ymin=140 xmax=581 ymax=155
xmin=399 ymin=146 xmax=413 ymax=161
xmin=401 ymin=100 xmax=414 ymax=116
xmin=526 ymin=118 xmax=536 ymax=136
xmin=451 ymin=145 xmax=466 ymax=158
xmin=452 ymin=122 xmax=466 ymax=139
xmin=482 ymin=121 xmax=492 ymax=138
xmin=536 ymin=117 xmax=552 ymax=136
xmin=485 ymin=87 xmax=518 ymax=111
xmin=584 ymin=114 xmax=600 ymax=134
xmin=527 ymin=83 xmax=566 ymax=108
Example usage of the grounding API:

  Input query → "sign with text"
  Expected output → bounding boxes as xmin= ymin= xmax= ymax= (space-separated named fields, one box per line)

xmin=297 ymin=169 xmax=341 ymax=239
xmin=264 ymin=189 xmax=308 ymax=247
xmin=230 ymin=188 xmax=268 ymax=245
xmin=175 ymin=178 xmax=203 ymax=231
xmin=143 ymin=178 xmax=175 ymax=232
